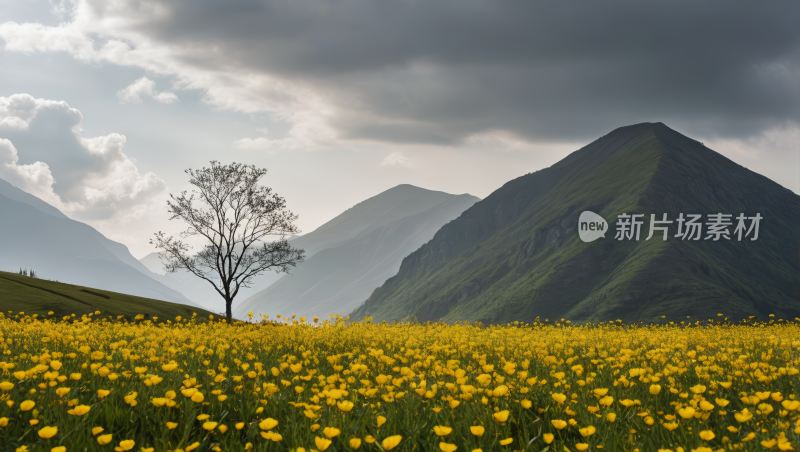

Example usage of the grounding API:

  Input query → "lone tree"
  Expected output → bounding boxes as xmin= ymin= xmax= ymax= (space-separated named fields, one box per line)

xmin=152 ymin=161 xmax=304 ymax=321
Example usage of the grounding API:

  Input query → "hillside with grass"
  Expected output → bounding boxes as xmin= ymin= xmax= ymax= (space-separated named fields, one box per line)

xmin=352 ymin=122 xmax=800 ymax=323
xmin=0 ymin=271 xmax=215 ymax=320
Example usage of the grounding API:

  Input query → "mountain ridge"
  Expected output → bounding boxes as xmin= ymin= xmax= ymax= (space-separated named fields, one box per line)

xmin=233 ymin=187 xmax=479 ymax=319
xmin=0 ymin=178 xmax=69 ymax=219
xmin=289 ymin=184 xmax=478 ymax=257
xmin=352 ymin=123 xmax=800 ymax=323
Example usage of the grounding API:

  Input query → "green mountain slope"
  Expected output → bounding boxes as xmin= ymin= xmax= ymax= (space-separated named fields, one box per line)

xmin=0 ymin=271 xmax=214 ymax=320
xmin=351 ymin=123 xmax=800 ymax=323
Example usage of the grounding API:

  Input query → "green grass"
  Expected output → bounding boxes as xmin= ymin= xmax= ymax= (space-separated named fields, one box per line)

xmin=0 ymin=270 xmax=214 ymax=320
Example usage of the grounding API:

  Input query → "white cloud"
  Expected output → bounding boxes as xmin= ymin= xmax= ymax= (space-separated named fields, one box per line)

xmin=380 ymin=151 xmax=412 ymax=168
xmin=0 ymin=21 xmax=96 ymax=60
xmin=0 ymin=93 xmax=167 ymax=221
xmin=118 ymin=77 xmax=178 ymax=104
xmin=0 ymin=93 xmax=67 ymax=129
xmin=0 ymin=4 xmax=342 ymax=151
xmin=0 ymin=138 xmax=60 ymax=205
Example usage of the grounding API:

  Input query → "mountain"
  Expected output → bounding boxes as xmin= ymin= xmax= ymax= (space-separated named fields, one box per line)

xmin=233 ymin=185 xmax=480 ymax=319
xmin=0 ymin=178 xmax=69 ymax=220
xmin=352 ymin=123 xmax=800 ymax=323
xmin=139 ymin=251 xmax=166 ymax=275
xmin=0 ymin=270 xmax=213 ymax=319
xmin=285 ymin=184 xmax=477 ymax=257
xmin=0 ymin=177 xmax=202 ymax=307
xmin=143 ymin=184 xmax=478 ymax=314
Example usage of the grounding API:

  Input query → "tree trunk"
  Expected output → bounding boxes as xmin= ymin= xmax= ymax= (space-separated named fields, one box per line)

xmin=226 ymin=298 xmax=233 ymax=322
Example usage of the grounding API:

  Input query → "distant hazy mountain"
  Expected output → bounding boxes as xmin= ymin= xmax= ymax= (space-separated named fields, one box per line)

xmin=352 ymin=123 xmax=800 ymax=323
xmin=0 ymin=177 xmax=203 ymax=308
xmin=286 ymin=184 xmax=478 ymax=257
xmin=139 ymin=252 xmax=166 ymax=275
xmin=136 ymin=252 xmax=241 ymax=312
xmin=140 ymin=237 xmax=290 ymax=312
xmin=234 ymin=185 xmax=479 ymax=319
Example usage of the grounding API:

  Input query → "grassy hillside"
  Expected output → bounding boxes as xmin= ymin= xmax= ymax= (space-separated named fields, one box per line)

xmin=0 ymin=270 xmax=215 ymax=320
xmin=352 ymin=123 xmax=800 ymax=324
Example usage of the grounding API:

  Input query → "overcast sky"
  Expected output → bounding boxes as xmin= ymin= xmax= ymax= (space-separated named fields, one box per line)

xmin=1 ymin=0 xmax=798 ymax=258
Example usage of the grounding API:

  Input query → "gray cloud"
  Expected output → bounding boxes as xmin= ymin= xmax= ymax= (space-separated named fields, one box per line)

xmin=3 ymin=0 xmax=796 ymax=259
xmin=2 ymin=0 xmax=799 ymax=146
xmin=136 ymin=0 xmax=800 ymax=142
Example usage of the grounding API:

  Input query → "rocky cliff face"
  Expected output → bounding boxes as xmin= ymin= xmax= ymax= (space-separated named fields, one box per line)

xmin=352 ymin=123 xmax=800 ymax=323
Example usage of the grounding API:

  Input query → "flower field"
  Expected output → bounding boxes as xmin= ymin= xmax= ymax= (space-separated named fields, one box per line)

xmin=1 ymin=312 xmax=799 ymax=452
